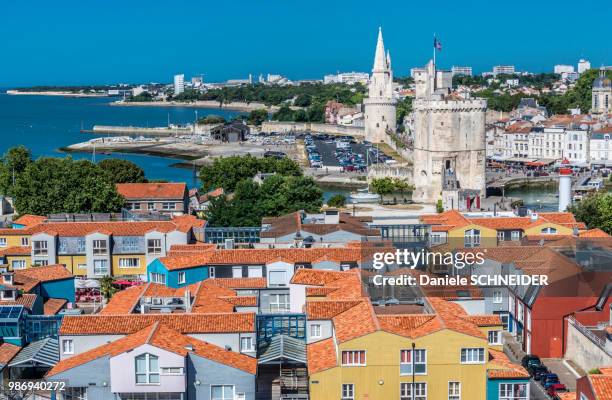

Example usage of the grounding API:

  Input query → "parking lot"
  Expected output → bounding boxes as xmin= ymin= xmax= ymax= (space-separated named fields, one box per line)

xmin=304 ymin=133 xmax=395 ymax=170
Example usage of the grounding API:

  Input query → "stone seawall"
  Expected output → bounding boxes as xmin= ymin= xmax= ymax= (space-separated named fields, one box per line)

xmin=260 ymin=121 xmax=365 ymax=137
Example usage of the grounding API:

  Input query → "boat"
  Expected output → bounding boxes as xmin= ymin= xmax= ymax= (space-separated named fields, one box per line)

xmin=350 ymin=188 xmax=379 ymax=203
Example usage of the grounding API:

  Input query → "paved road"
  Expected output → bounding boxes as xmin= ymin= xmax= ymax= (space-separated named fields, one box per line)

xmin=530 ymin=380 xmax=550 ymax=400
xmin=542 ymin=358 xmax=578 ymax=391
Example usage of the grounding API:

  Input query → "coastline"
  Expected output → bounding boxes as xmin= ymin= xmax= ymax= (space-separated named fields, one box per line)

xmin=110 ymin=100 xmax=280 ymax=112
xmin=6 ymin=90 xmax=109 ymax=98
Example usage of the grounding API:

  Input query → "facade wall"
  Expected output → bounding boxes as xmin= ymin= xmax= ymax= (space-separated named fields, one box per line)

xmin=565 ymin=321 xmax=612 ymax=372
xmin=486 ymin=378 xmax=530 ymax=400
xmin=40 ymin=278 xmax=76 ymax=303
xmin=188 ymin=354 xmax=256 ymax=400
xmin=47 ymin=357 xmax=112 ymax=400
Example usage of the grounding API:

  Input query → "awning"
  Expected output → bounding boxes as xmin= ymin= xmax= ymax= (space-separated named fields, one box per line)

xmin=8 ymin=338 xmax=59 ymax=368
xmin=258 ymin=335 xmax=306 ymax=365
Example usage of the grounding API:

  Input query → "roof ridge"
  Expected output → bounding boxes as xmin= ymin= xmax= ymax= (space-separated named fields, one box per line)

xmin=145 ymin=321 xmax=160 ymax=344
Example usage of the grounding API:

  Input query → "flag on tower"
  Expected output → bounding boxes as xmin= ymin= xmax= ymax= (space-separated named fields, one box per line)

xmin=434 ymin=36 xmax=442 ymax=51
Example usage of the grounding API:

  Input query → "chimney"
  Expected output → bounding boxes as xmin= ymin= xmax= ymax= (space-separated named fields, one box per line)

xmin=324 ymin=209 xmax=340 ymax=225
xmin=2 ymin=273 xmax=13 ymax=286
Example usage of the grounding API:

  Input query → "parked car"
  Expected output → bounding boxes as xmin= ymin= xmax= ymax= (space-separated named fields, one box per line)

xmin=547 ymin=383 xmax=568 ymax=399
xmin=542 ymin=373 xmax=560 ymax=389
xmin=521 ymin=355 xmax=541 ymax=369
xmin=530 ymin=365 xmax=550 ymax=381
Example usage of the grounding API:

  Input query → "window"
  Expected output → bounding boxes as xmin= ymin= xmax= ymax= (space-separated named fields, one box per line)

xmin=147 ymin=239 xmax=162 ymax=254
xmin=341 ymin=350 xmax=366 ymax=366
xmin=499 ymin=383 xmax=527 ymax=400
xmin=0 ymin=238 xmax=6 ymax=247
xmin=493 ymin=290 xmax=503 ymax=303
xmin=511 ymin=230 xmax=520 ymax=241
xmin=0 ymin=290 xmax=15 ymax=300
xmin=123 ymin=237 xmax=139 ymax=253
xmin=400 ymin=383 xmax=427 ymax=400
xmin=33 ymin=240 xmax=48 ymax=256
xmin=77 ymin=263 xmax=87 ymax=269
xmin=119 ymin=258 xmax=140 ymax=268
xmin=211 ymin=385 xmax=235 ymax=400
xmin=517 ymin=302 xmax=524 ymax=323
xmin=400 ymin=349 xmax=427 ymax=375
xmin=11 ymin=260 xmax=26 ymax=270
xmin=209 ymin=266 xmax=215 ymax=278
xmin=240 ymin=336 xmax=254 ymax=352
xmin=269 ymin=294 xmax=290 ymax=312
xmin=77 ymin=237 xmax=86 ymax=253
xmin=92 ymin=239 xmax=108 ymax=255
xmin=93 ymin=260 xmax=109 ymax=276
xmin=135 ymin=353 xmax=159 ymax=384
xmin=20 ymin=237 xmax=29 ymax=246
xmin=62 ymin=339 xmax=74 ymax=355
xmin=34 ymin=260 xmax=48 ymax=266
xmin=148 ymin=202 xmax=155 ymax=210
xmin=526 ymin=309 xmax=531 ymax=331
xmin=342 ymin=384 xmax=354 ymax=400
xmin=488 ymin=331 xmax=501 ymax=345
xmin=161 ymin=367 xmax=184 ymax=375
xmin=460 ymin=348 xmax=485 ymax=364
xmin=131 ymin=203 xmax=141 ymax=210
xmin=449 ymin=382 xmax=461 ymax=400
xmin=464 ymin=229 xmax=481 ymax=248
xmin=248 ymin=265 xmax=263 ymax=278
xmin=541 ymin=227 xmax=557 ymax=234
xmin=500 ymin=313 xmax=510 ymax=330
xmin=268 ymin=270 xmax=287 ymax=286
xmin=162 ymin=202 xmax=176 ymax=210
xmin=177 ymin=272 xmax=186 ymax=284
xmin=497 ymin=231 xmax=504 ymax=242
xmin=310 ymin=324 xmax=322 ymax=338
xmin=150 ymin=273 xmax=166 ymax=284
xmin=232 ymin=266 xmax=243 ymax=278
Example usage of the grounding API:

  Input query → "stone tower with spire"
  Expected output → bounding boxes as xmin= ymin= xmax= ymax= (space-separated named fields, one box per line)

xmin=364 ymin=28 xmax=397 ymax=143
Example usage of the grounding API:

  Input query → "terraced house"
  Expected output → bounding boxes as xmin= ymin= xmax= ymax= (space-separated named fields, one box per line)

xmin=0 ymin=214 xmax=204 ymax=279
xmin=290 ymin=269 xmax=530 ymax=400
xmin=116 ymin=182 xmax=190 ymax=216
xmin=420 ymin=210 xmax=587 ymax=250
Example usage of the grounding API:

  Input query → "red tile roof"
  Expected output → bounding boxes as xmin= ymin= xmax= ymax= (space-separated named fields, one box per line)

xmin=307 ymin=338 xmax=337 ymax=374
xmin=12 ymin=214 xmax=46 ymax=228
xmin=116 ymin=183 xmax=187 ymax=199
xmin=0 ymin=293 xmax=38 ymax=310
xmin=0 ymin=343 xmax=21 ymax=365
xmin=59 ymin=313 xmax=255 ymax=335
xmin=487 ymin=349 xmax=530 ymax=379
xmin=15 ymin=264 xmax=73 ymax=283
xmin=305 ymin=300 xmax=363 ymax=319
xmin=48 ymin=322 xmax=256 ymax=377
xmin=43 ymin=298 xmax=67 ymax=315
xmin=589 ymin=368 xmax=612 ymax=400
xmin=25 ymin=220 xmax=197 ymax=237
xmin=0 ymin=246 xmax=31 ymax=256
xmin=100 ymin=284 xmax=148 ymax=315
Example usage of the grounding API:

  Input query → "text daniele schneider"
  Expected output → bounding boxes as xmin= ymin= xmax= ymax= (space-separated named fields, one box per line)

xmin=371 ymin=249 xmax=549 ymax=287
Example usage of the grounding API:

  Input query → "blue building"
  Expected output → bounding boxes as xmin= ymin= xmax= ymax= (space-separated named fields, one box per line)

xmin=486 ymin=349 xmax=530 ymax=400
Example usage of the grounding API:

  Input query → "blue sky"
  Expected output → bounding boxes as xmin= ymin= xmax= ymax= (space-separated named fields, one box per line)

xmin=2 ymin=0 xmax=611 ymax=86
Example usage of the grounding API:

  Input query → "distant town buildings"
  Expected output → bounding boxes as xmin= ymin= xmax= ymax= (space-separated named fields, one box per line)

xmin=578 ymin=58 xmax=591 ymax=74
xmin=492 ymin=65 xmax=516 ymax=76
xmin=323 ymin=71 xmax=369 ymax=85
xmin=363 ymin=28 xmax=397 ymax=143
xmin=554 ymin=64 xmax=575 ymax=74
xmin=451 ymin=66 xmax=473 ymax=77
xmin=173 ymin=73 xmax=185 ymax=95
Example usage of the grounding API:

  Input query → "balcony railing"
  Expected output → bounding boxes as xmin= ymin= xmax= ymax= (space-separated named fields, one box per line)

xmin=568 ymin=316 xmax=612 ymax=357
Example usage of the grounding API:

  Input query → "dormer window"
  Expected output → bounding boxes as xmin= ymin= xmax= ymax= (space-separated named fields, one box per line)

xmin=33 ymin=241 xmax=48 ymax=256
xmin=2 ymin=274 xmax=13 ymax=285
xmin=0 ymin=290 xmax=15 ymax=301
xmin=92 ymin=240 xmax=108 ymax=255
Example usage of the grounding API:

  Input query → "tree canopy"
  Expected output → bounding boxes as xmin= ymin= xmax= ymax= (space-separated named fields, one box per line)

xmin=568 ymin=193 xmax=612 ymax=234
xmin=97 ymin=159 xmax=147 ymax=184
xmin=199 ymin=155 xmax=302 ymax=192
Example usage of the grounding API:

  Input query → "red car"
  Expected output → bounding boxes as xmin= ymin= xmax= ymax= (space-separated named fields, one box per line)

xmin=547 ymin=383 xmax=568 ymax=399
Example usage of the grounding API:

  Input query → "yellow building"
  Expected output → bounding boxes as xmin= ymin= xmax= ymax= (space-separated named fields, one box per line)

xmin=0 ymin=214 xmax=204 ymax=279
xmin=291 ymin=269 xmax=522 ymax=400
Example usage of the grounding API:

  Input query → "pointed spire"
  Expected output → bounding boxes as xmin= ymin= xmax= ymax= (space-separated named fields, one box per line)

xmin=386 ymin=50 xmax=391 ymax=69
xmin=373 ymin=27 xmax=387 ymax=72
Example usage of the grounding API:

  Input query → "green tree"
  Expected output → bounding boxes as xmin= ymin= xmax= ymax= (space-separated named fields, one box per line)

xmin=98 ymin=159 xmax=147 ymax=184
xmin=247 ymin=109 xmax=269 ymax=126
xmin=0 ymin=146 xmax=32 ymax=195
xmin=11 ymin=157 xmax=125 ymax=215
xmin=370 ymin=177 xmax=395 ymax=203
xmin=100 ymin=276 xmax=117 ymax=300
xmin=197 ymin=115 xmax=226 ymax=125
xmin=272 ymin=105 xmax=296 ymax=121
xmin=568 ymin=193 xmax=612 ymax=234
xmin=327 ymin=194 xmax=347 ymax=208
xmin=436 ymin=199 xmax=444 ymax=213
xmin=294 ymin=94 xmax=312 ymax=107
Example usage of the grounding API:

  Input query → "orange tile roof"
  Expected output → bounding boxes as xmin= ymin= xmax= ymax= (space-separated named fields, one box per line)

xmin=14 ymin=264 xmax=73 ymax=283
xmin=207 ymin=278 xmax=267 ymax=289
xmin=333 ymin=300 xmax=379 ymax=343
xmin=43 ymin=298 xmax=67 ymax=315
xmin=0 ymin=246 xmax=31 ymax=256
xmin=100 ymin=284 xmax=148 ymax=315
xmin=59 ymin=313 xmax=255 ymax=335
xmin=487 ymin=349 xmax=530 ymax=379
xmin=0 ymin=343 xmax=21 ymax=365
xmin=12 ymin=214 xmax=46 ymax=228
xmin=0 ymin=293 xmax=38 ymax=310
xmin=48 ymin=322 xmax=256 ymax=377
xmin=420 ymin=211 xmax=582 ymax=232
xmin=556 ymin=393 xmax=576 ymax=400
xmin=116 ymin=183 xmax=187 ymax=199
xmin=26 ymin=220 xmax=197 ymax=237
xmin=589 ymin=368 xmax=612 ymax=400
xmin=305 ymin=300 xmax=363 ymax=319
xmin=307 ymin=338 xmax=337 ymax=374
xmin=463 ymin=315 xmax=503 ymax=326
xmin=168 ymin=243 xmax=217 ymax=256
xmin=580 ymin=228 xmax=610 ymax=238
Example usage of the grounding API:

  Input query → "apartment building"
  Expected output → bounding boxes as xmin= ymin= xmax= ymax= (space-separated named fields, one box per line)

xmin=0 ymin=215 xmax=205 ymax=279
xmin=291 ymin=269 xmax=529 ymax=400
xmin=116 ymin=183 xmax=190 ymax=216
xmin=590 ymin=129 xmax=612 ymax=166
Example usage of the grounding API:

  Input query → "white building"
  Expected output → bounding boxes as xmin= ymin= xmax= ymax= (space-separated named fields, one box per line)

xmin=590 ymin=130 xmax=612 ymax=166
xmin=493 ymin=65 xmax=516 ymax=76
xmin=565 ymin=129 xmax=590 ymax=164
xmin=451 ymin=66 xmax=472 ymax=77
xmin=578 ymin=59 xmax=591 ymax=74
xmin=528 ymin=127 xmax=565 ymax=160
xmin=554 ymin=65 xmax=575 ymax=74
xmin=363 ymin=28 xmax=397 ymax=143
xmin=323 ymin=72 xmax=369 ymax=85
xmin=173 ymin=74 xmax=185 ymax=95
xmin=592 ymin=68 xmax=612 ymax=115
